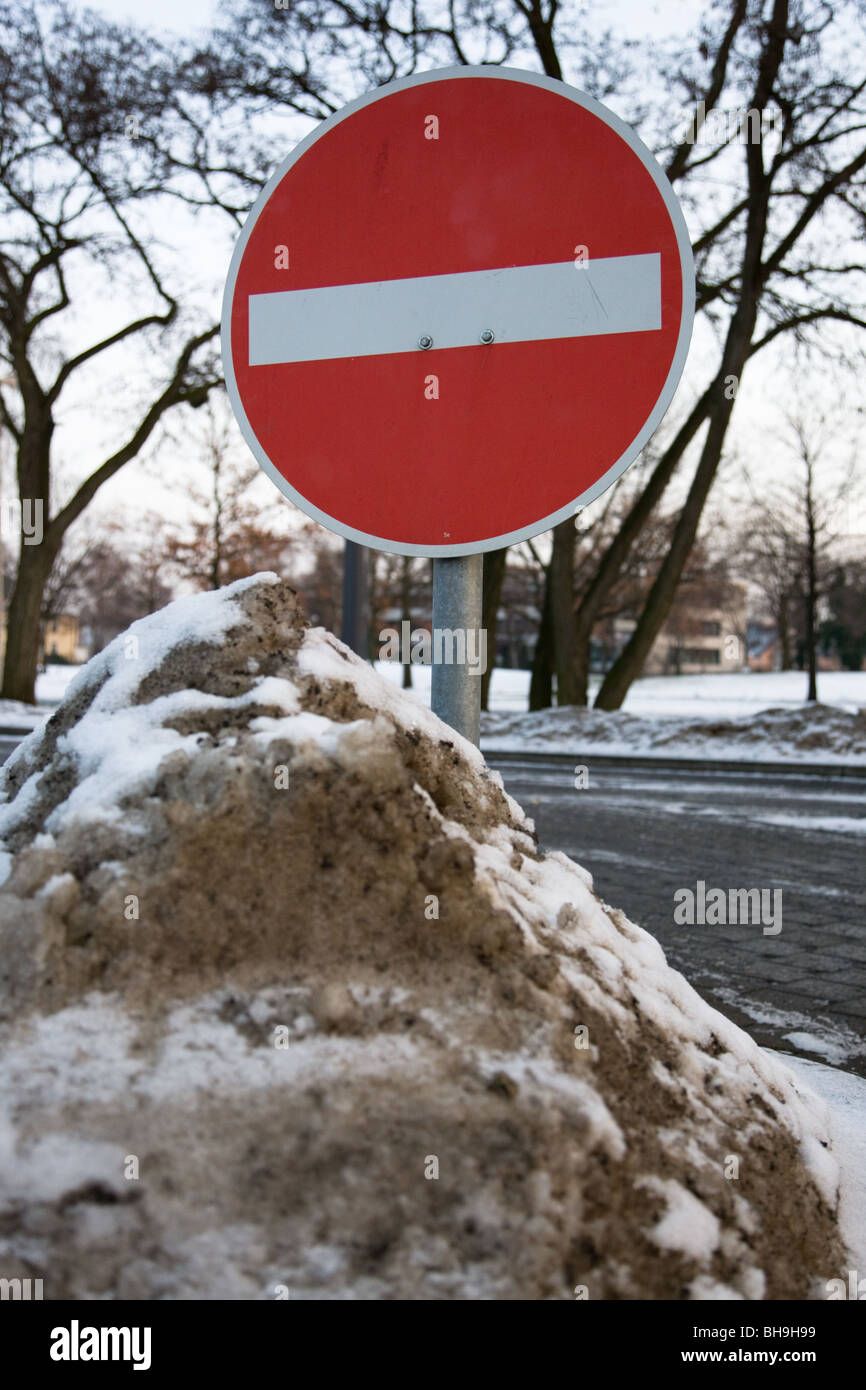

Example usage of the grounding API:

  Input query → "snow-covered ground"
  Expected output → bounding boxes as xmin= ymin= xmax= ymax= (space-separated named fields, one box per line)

xmin=377 ymin=665 xmax=866 ymax=765
xmin=378 ymin=665 xmax=866 ymax=719
xmin=9 ymin=661 xmax=866 ymax=724
xmin=481 ymin=700 xmax=866 ymax=765
xmin=35 ymin=664 xmax=81 ymax=705
xmin=0 ymin=665 xmax=82 ymax=731
xmin=772 ymin=1053 xmax=866 ymax=1274
xmin=0 ymin=699 xmax=43 ymax=730
xmin=477 ymin=669 xmax=866 ymax=764
xmin=587 ymin=670 xmax=866 ymax=720
xmin=5 ymin=663 xmax=865 ymax=765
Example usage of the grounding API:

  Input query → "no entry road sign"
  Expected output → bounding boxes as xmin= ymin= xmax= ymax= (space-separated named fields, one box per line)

xmin=223 ymin=67 xmax=694 ymax=557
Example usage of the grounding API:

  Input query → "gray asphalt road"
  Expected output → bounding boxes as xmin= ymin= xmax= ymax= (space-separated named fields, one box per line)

xmin=488 ymin=756 xmax=866 ymax=1077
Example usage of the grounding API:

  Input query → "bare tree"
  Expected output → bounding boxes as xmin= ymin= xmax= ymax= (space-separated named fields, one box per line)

xmin=211 ymin=0 xmax=866 ymax=714
xmin=738 ymin=414 xmax=855 ymax=699
xmin=294 ymin=525 xmax=344 ymax=634
xmin=0 ymin=1 xmax=221 ymax=701
xmin=820 ymin=554 xmax=866 ymax=672
xmin=368 ymin=550 xmax=431 ymax=685
xmin=594 ymin=0 xmax=866 ymax=708
xmin=735 ymin=501 xmax=801 ymax=670
xmin=161 ymin=398 xmax=291 ymax=590
xmin=41 ymin=515 xmax=174 ymax=654
xmin=99 ymin=0 xmax=866 ymax=717
xmin=481 ymin=547 xmax=509 ymax=709
xmin=462 ymin=0 xmax=866 ymax=709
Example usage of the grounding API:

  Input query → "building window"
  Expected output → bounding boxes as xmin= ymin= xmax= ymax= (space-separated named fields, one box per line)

xmin=700 ymin=620 xmax=722 ymax=636
xmin=682 ymin=647 xmax=720 ymax=664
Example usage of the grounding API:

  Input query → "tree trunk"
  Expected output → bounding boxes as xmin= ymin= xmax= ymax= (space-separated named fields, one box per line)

xmin=211 ymin=453 xmax=222 ymax=590
xmin=2 ymin=537 xmax=57 ymax=703
xmin=521 ymin=18 xmax=566 ymax=710
xmin=401 ymin=606 xmax=412 ymax=687
xmin=572 ymin=627 xmax=591 ymax=707
xmin=550 ymin=517 xmax=578 ymax=705
xmin=778 ymin=594 xmax=791 ymax=669
xmin=595 ymin=383 xmax=742 ymax=710
xmin=805 ymin=468 xmax=818 ymax=702
xmin=366 ymin=553 xmax=379 ymax=663
xmin=529 ymin=566 xmax=554 ymax=710
xmin=480 ymin=546 xmax=508 ymax=711
xmin=400 ymin=555 xmax=412 ymax=687
xmin=590 ymin=0 xmax=787 ymax=711
xmin=570 ymin=379 xmax=718 ymax=703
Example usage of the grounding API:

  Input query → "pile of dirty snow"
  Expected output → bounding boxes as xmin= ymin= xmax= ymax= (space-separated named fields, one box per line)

xmin=482 ymin=702 xmax=866 ymax=766
xmin=0 ymin=576 xmax=849 ymax=1299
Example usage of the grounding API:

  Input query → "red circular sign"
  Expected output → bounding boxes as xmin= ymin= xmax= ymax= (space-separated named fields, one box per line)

xmin=223 ymin=67 xmax=694 ymax=556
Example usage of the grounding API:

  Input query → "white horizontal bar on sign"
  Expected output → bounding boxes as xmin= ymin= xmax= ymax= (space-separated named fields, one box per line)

xmin=247 ymin=253 xmax=661 ymax=365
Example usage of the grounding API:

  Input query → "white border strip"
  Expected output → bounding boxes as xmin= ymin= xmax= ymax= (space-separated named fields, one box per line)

xmin=248 ymin=254 xmax=661 ymax=364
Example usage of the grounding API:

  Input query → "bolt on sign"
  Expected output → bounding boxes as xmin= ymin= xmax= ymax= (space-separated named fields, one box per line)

xmin=222 ymin=67 xmax=695 ymax=557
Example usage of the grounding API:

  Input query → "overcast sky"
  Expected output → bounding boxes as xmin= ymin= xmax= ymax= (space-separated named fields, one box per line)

xmin=94 ymin=0 xmax=698 ymax=37
xmin=95 ymin=0 xmax=214 ymax=32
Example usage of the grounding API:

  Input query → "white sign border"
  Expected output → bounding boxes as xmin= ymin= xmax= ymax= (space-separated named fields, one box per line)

xmin=221 ymin=65 xmax=696 ymax=558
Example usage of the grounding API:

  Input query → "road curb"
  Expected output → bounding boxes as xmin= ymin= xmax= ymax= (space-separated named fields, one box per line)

xmin=482 ymin=748 xmax=866 ymax=779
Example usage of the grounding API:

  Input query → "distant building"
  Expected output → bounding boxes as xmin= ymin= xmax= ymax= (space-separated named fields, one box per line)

xmin=746 ymin=621 xmax=848 ymax=673
xmin=600 ymin=583 xmax=750 ymax=675
xmin=495 ymin=602 xmax=539 ymax=670
xmin=43 ymin=614 xmax=82 ymax=663
xmin=645 ymin=614 xmax=746 ymax=674
xmin=747 ymin=622 xmax=778 ymax=672
xmin=0 ymin=612 xmax=85 ymax=666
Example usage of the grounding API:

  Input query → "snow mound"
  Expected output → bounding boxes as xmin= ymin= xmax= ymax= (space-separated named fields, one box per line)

xmin=0 ymin=575 xmax=846 ymax=1299
xmin=482 ymin=701 xmax=866 ymax=764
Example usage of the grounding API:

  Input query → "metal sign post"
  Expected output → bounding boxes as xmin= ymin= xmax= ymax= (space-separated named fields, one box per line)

xmin=431 ymin=554 xmax=483 ymax=746
xmin=340 ymin=539 xmax=368 ymax=657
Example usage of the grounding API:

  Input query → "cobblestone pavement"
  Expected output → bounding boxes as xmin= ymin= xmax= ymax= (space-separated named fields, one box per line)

xmin=490 ymin=757 xmax=866 ymax=1077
